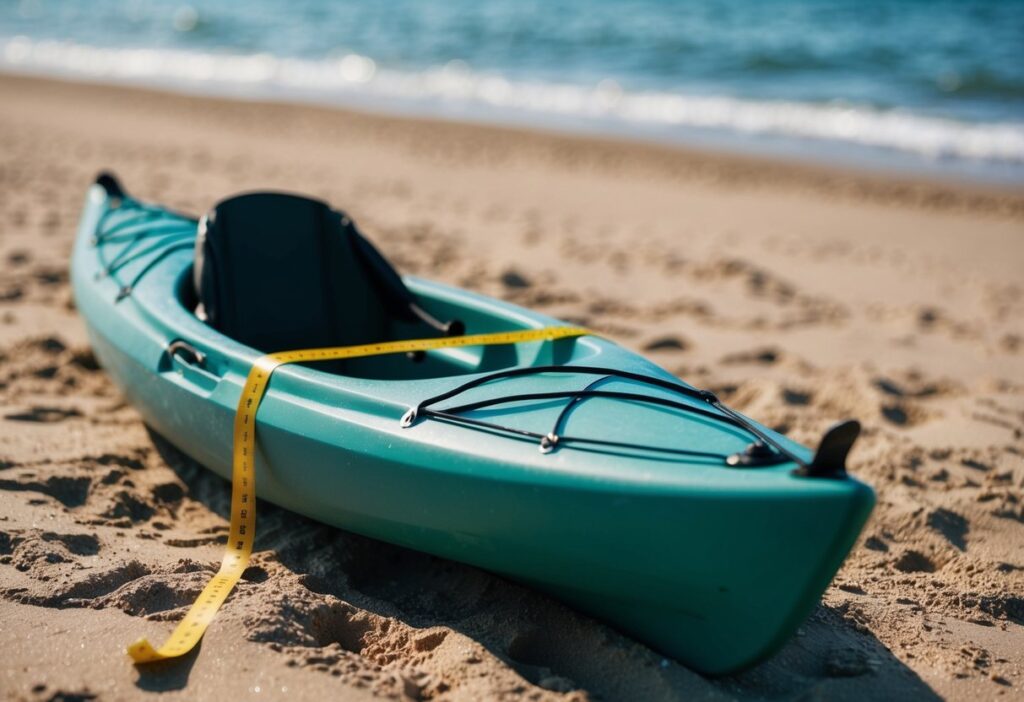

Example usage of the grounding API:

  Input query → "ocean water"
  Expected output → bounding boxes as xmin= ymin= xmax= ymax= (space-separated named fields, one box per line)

xmin=2 ymin=0 xmax=1023 ymax=182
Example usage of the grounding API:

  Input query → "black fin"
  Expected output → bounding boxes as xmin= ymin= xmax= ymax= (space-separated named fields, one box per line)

xmin=799 ymin=419 xmax=861 ymax=478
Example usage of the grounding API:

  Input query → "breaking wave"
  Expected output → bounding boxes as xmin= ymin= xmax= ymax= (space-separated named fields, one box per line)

xmin=4 ymin=36 xmax=1024 ymax=166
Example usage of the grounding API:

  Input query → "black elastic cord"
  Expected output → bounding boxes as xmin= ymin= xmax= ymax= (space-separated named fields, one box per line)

xmin=412 ymin=365 xmax=714 ymax=411
xmin=102 ymin=231 xmax=195 ymax=277
xmin=93 ymin=197 xmax=198 ymax=301
xmin=96 ymin=203 xmax=161 ymax=234
xmin=704 ymin=400 xmax=803 ymax=466
xmin=95 ymin=196 xmax=197 ymax=235
xmin=116 ymin=241 xmax=196 ymax=301
xmin=544 ymin=374 xmax=612 ymax=450
xmin=432 ymin=390 xmax=739 ymax=429
xmin=97 ymin=221 xmax=196 ymax=245
xmin=406 ymin=365 xmax=807 ymax=467
xmin=423 ymin=409 xmax=729 ymax=461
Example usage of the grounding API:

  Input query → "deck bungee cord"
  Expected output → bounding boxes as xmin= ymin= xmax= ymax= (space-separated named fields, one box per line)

xmin=402 ymin=365 xmax=805 ymax=464
xmin=92 ymin=186 xmax=198 ymax=301
xmin=95 ymin=219 xmax=198 ymax=244
xmin=102 ymin=233 xmax=193 ymax=277
xmin=113 ymin=241 xmax=198 ymax=301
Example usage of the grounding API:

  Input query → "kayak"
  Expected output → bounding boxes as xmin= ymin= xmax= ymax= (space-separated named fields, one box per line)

xmin=71 ymin=172 xmax=874 ymax=675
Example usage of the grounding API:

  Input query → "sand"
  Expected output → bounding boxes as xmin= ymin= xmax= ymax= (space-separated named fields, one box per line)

xmin=0 ymin=72 xmax=1022 ymax=701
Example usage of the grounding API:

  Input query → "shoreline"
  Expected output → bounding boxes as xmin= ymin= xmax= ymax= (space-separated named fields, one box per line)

xmin=3 ymin=31 xmax=1024 ymax=188
xmin=2 ymin=71 xmax=1023 ymax=217
xmin=0 ymin=71 xmax=1021 ymax=701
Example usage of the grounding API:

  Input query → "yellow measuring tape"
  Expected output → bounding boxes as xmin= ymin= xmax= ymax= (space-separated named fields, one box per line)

xmin=127 ymin=325 xmax=588 ymax=663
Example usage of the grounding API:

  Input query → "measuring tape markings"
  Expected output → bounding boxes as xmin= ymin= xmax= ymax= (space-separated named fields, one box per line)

xmin=127 ymin=325 xmax=589 ymax=663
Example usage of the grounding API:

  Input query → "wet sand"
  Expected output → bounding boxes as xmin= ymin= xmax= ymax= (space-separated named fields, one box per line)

xmin=0 ymin=72 xmax=1022 ymax=701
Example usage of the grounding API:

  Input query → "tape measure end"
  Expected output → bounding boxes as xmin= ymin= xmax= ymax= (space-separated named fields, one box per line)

xmin=126 ymin=638 xmax=161 ymax=664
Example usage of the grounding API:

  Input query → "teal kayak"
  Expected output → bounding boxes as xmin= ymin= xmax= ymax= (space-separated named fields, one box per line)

xmin=71 ymin=173 xmax=874 ymax=675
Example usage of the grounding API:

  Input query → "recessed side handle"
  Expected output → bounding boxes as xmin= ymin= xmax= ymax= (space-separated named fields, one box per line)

xmin=167 ymin=340 xmax=206 ymax=368
xmin=163 ymin=339 xmax=221 ymax=393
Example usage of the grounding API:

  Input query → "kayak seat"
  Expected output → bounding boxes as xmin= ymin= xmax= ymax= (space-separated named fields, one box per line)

xmin=193 ymin=192 xmax=462 ymax=354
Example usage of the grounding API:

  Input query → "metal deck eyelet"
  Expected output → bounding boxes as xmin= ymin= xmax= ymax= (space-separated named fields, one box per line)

xmin=539 ymin=433 xmax=560 ymax=454
xmin=400 ymin=408 xmax=417 ymax=428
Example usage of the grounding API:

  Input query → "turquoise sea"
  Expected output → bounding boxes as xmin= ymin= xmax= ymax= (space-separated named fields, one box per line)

xmin=2 ymin=0 xmax=1022 ymax=182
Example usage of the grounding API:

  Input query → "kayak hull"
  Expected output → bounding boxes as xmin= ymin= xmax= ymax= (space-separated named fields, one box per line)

xmin=72 ymin=181 xmax=874 ymax=675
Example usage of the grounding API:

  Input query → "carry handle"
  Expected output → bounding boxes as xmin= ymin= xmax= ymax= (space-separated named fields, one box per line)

xmin=96 ymin=171 xmax=127 ymax=200
xmin=167 ymin=339 xmax=206 ymax=368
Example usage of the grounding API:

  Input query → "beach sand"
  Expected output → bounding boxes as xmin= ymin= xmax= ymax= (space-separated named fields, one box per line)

xmin=0 ymin=72 xmax=1022 ymax=701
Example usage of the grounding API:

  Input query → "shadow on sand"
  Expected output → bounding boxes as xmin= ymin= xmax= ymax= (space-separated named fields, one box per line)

xmin=132 ymin=643 xmax=200 ymax=693
xmin=147 ymin=428 xmax=941 ymax=701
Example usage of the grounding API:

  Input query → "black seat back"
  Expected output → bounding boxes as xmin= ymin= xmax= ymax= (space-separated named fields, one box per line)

xmin=193 ymin=192 xmax=453 ymax=353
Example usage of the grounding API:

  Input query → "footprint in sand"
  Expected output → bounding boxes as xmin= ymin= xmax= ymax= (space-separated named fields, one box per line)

xmin=720 ymin=346 xmax=782 ymax=365
xmin=892 ymin=550 xmax=938 ymax=574
xmin=0 ymin=474 xmax=92 ymax=507
xmin=6 ymin=249 xmax=31 ymax=267
xmin=925 ymin=508 xmax=969 ymax=551
xmin=4 ymin=406 xmax=82 ymax=423
xmin=642 ymin=335 xmax=688 ymax=353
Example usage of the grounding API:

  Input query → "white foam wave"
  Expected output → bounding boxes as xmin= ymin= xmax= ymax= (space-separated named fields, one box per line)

xmin=4 ymin=36 xmax=1024 ymax=165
